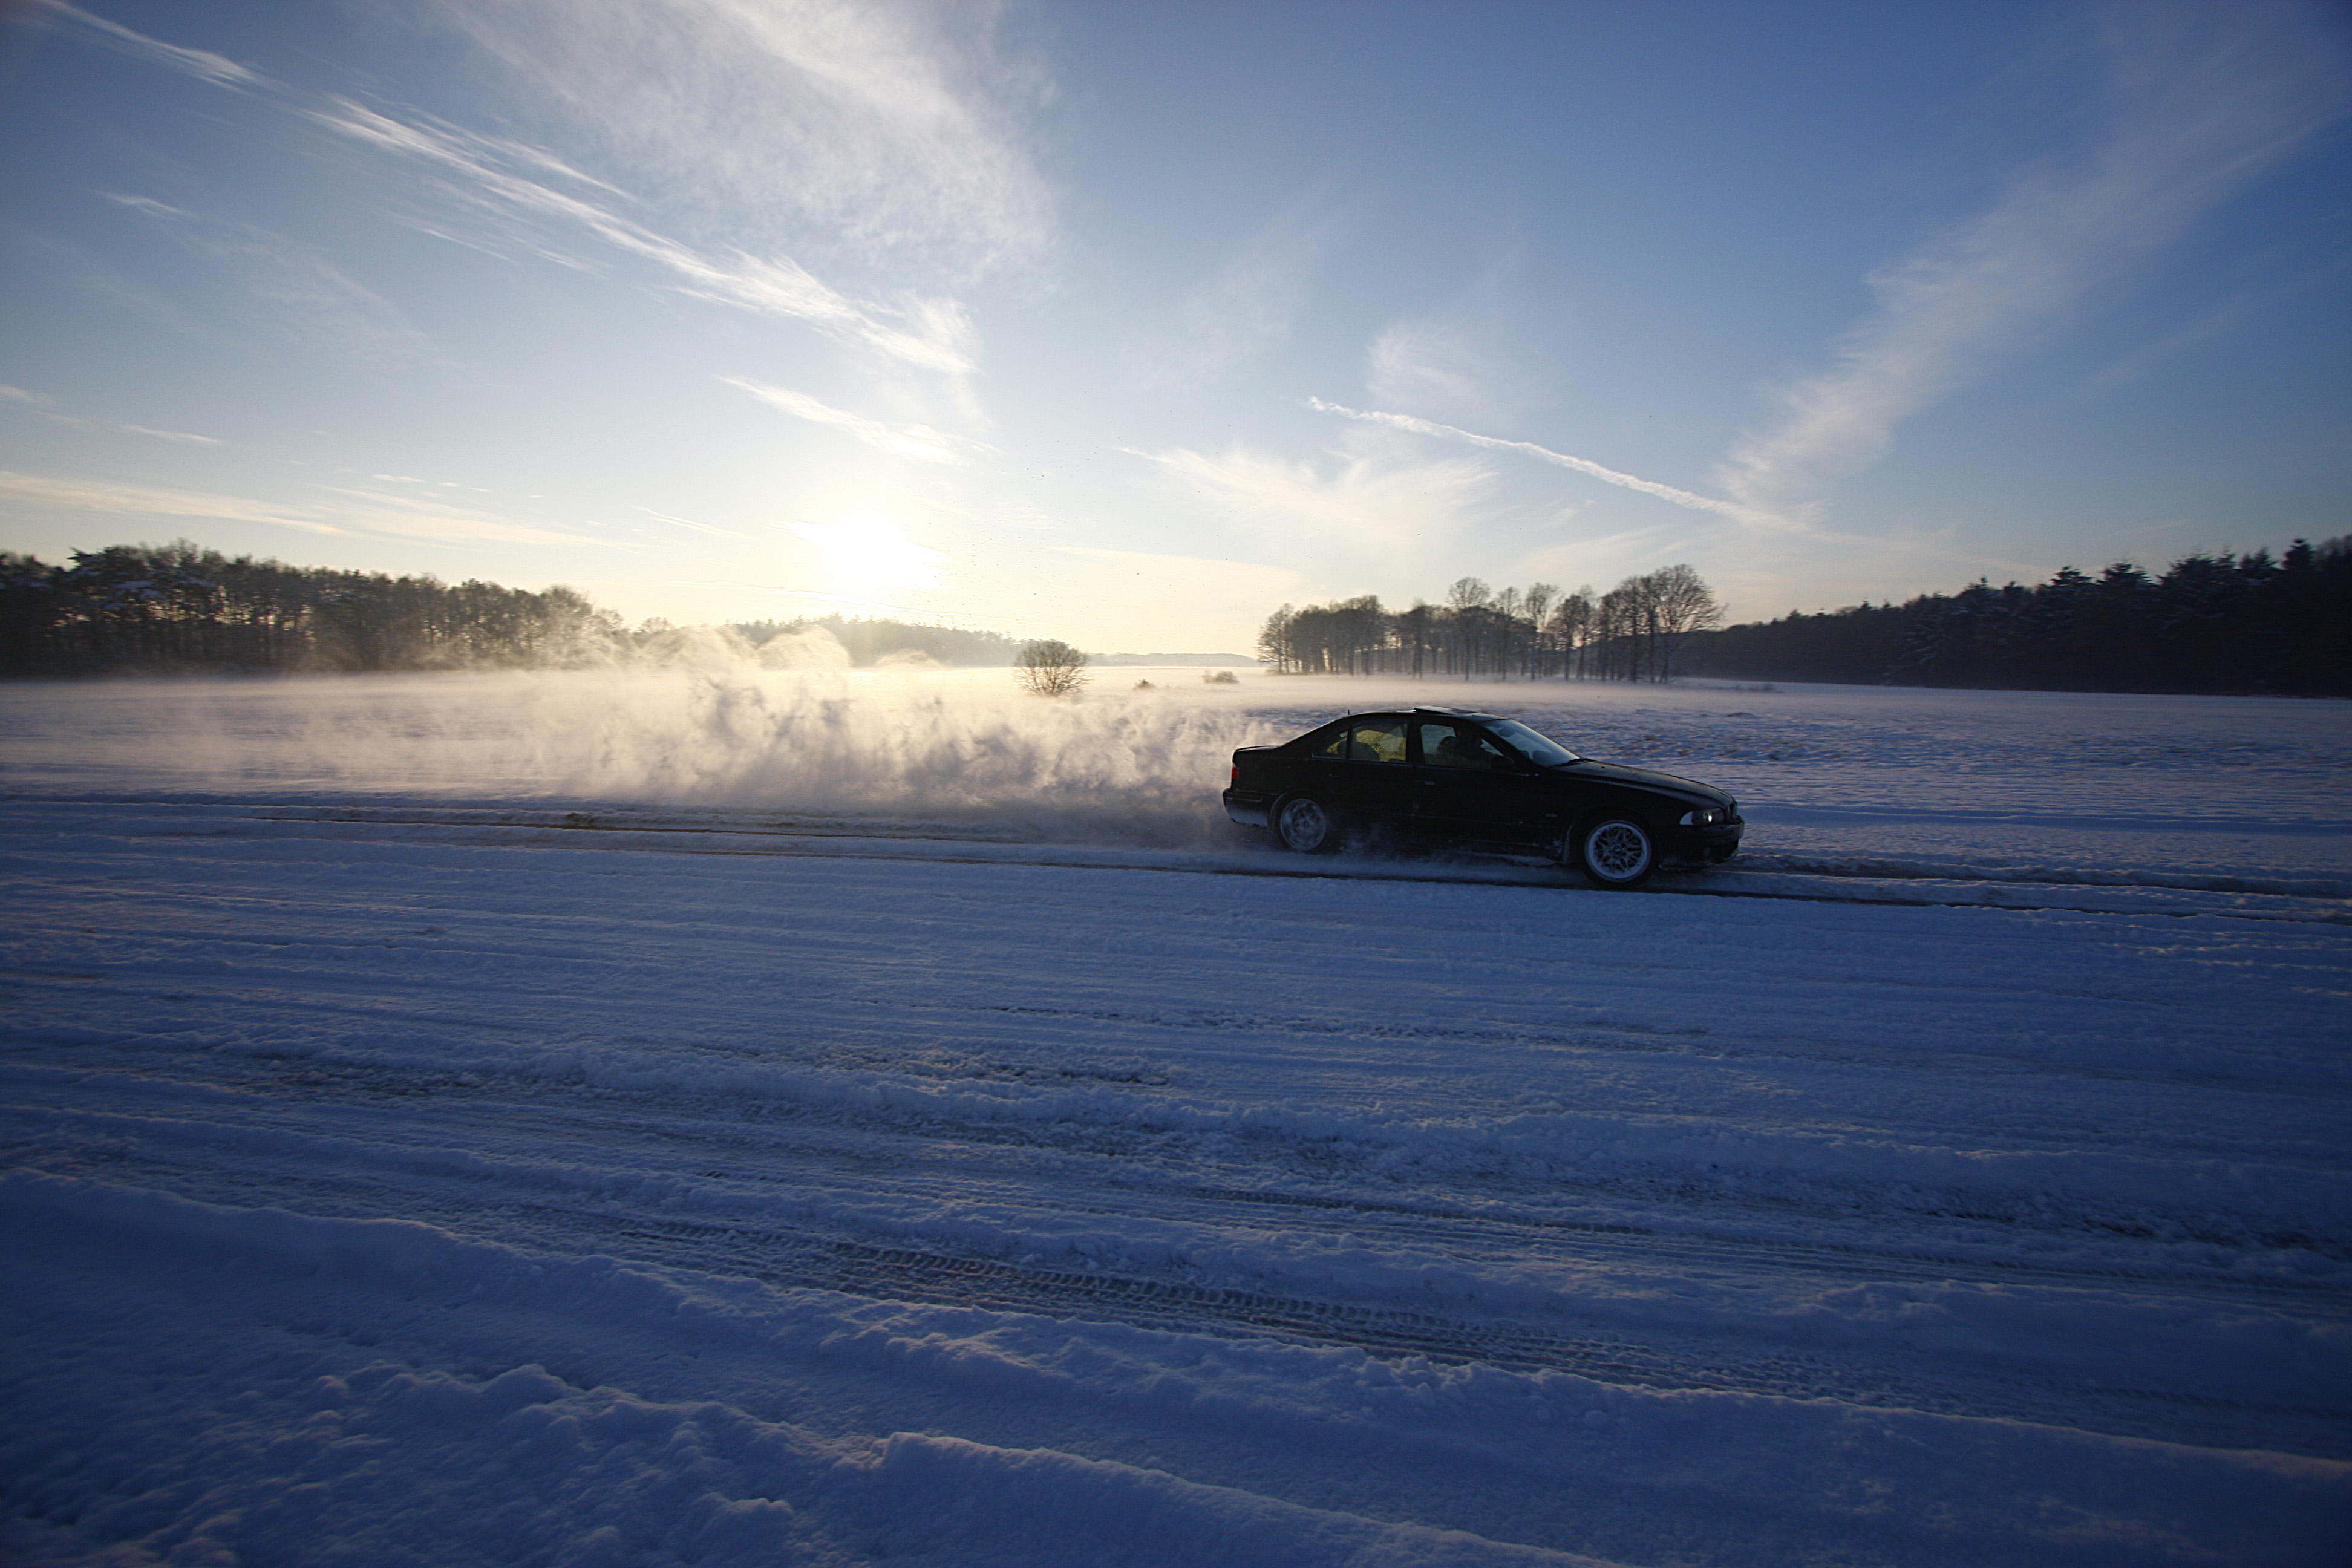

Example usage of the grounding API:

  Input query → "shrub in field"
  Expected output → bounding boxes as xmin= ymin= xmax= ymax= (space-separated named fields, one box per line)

xmin=1014 ymin=639 xmax=1089 ymax=697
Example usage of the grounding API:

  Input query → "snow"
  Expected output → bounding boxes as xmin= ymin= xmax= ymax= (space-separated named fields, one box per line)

xmin=3 ymin=668 xmax=2348 ymax=1565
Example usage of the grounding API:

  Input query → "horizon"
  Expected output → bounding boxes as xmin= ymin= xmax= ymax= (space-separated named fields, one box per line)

xmin=2 ymin=1 xmax=2346 ymax=652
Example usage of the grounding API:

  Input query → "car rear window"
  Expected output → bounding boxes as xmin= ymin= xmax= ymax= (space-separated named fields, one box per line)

xmin=1312 ymin=719 xmax=1407 ymax=764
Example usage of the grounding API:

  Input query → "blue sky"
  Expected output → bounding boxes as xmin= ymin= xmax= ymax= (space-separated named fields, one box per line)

xmin=2 ymin=0 xmax=2345 ymax=652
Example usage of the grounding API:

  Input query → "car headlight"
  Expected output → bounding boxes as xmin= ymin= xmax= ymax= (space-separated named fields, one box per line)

xmin=1682 ymin=805 xmax=1733 ymax=827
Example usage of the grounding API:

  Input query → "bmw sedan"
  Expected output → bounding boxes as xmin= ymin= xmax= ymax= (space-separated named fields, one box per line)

xmin=1222 ymin=707 xmax=1742 ymax=888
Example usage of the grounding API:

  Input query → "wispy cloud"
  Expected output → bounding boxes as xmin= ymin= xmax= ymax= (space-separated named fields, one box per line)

xmin=0 ymin=384 xmax=221 ymax=446
xmin=1132 ymin=441 xmax=1495 ymax=574
xmin=0 ymin=469 xmax=610 ymax=550
xmin=420 ymin=0 xmax=1055 ymax=277
xmin=119 ymin=426 xmax=220 ymax=445
xmin=1365 ymin=319 xmax=1497 ymax=417
xmin=639 ymin=507 xmax=749 ymax=541
xmin=724 ymin=378 xmax=969 ymax=463
xmin=31 ymin=1 xmax=266 ymax=89
xmin=99 ymin=203 xmax=421 ymax=372
xmin=1310 ymin=398 xmax=1789 ymax=529
xmin=1149 ymin=202 xmax=1340 ymax=384
xmin=103 ymin=189 xmax=433 ymax=367
xmin=2079 ymin=253 xmax=2349 ymax=396
xmin=38 ymin=4 xmax=991 ymax=380
xmin=1722 ymin=1 xmax=2351 ymax=511
xmin=1362 ymin=260 xmax=1549 ymax=425
xmin=312 ymin=99 xmax=979 ymax=376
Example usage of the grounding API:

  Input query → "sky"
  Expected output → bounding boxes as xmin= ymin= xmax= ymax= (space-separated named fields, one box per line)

xmin=1 ymin=0 xmax=2346 ymax=654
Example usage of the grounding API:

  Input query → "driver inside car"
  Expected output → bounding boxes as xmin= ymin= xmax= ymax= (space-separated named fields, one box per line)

xmin=1429 ymin=728 xmax=1504 ymax=769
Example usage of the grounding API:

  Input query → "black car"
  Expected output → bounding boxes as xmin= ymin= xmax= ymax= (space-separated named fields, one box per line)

xmin=1223 ymin=707 xmax=1742 ymax=888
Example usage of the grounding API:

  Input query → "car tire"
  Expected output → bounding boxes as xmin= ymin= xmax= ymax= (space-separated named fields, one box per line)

xmin=1576 ymin=815 xmax=1656 ymax=889
xmin=1273 ymin=794 xmax=1343 ymax=854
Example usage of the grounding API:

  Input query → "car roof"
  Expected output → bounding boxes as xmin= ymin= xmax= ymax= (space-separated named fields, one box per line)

xmin=1321 ymin=707 xmax=1504 ymax=724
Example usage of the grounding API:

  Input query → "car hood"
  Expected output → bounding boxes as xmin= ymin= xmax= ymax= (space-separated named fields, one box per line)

xmin=1562 ymin=759 xmax=1734 ymax=808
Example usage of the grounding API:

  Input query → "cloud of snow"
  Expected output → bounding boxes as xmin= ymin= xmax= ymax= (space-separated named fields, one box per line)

xmin=539 ymin=670 xmax=1276 ymax=840
xmin=0 ymin=668 xmax=1301 ymax=846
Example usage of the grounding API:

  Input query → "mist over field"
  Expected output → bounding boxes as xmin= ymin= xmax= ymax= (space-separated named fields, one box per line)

xmin=8 ymin=667 xmax=2347 ymax=885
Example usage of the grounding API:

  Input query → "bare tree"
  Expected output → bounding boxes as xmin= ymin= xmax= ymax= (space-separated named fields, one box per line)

xmin=1013 ymin=638 xmax=1090 ymax=696
xmin=1256 ymin=604 xmax=1296 ymax=671
xmin=1397 ymin=600 xmax=1432 ymax=678
xmin=1641 ymin=563 xmax=1724 ymax=681
xmin=1595 ymin=581 xmax=1641 ymax=680
xmin=1545 ymin=586 xmax=1594 ymax=678
xmin=1492 ymin=586 xmax=1523 ymax=680
xmin=1521 ymin=582 xmax=1558 ymax=675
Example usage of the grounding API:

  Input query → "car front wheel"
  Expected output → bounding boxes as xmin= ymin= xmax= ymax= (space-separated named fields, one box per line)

xmin=1576 ymin=816 xmax=1655 ymax=888
xmin=1273 ymin=794 xmax=1342 ymax=854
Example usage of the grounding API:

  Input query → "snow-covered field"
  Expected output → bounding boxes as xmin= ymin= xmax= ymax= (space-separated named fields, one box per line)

xmin=4 ymin=669 xmax=2348 ymax=1566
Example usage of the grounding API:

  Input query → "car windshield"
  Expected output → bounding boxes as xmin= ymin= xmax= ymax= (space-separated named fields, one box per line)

xmin=1486 ymin=719 xmax=1582 ymax=766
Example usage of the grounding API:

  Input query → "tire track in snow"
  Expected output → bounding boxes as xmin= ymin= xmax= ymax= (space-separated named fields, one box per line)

xmin=10 ymin=1053 xmax=2348 ymax=1460
xmin=10 ymin=795 xmax=2345 ymax=924
xmin=9 ymin=789 xmax=2347 ymax=1472
xmin=10 ymin=1049 xmax=2342 ymax=1313
xmin=33 ymin=1117 xmax=2331 ymax=1458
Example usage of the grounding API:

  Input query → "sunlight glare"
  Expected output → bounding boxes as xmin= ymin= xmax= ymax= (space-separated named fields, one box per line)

xmin=789 ymin=509 xmax=948 ymax=599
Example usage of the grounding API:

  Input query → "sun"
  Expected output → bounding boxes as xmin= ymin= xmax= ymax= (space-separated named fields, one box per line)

xmin=789 ymin=509 xmax=947 ymax=601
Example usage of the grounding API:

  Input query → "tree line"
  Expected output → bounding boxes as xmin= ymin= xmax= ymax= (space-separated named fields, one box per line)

xmin=1676 ymin=539 xmax=2352 ymax=695
xmin=0 ymin=541 xmax=1060 ymax=678
xmin=0 ymin=541 xmax=621 ymax=675
xmin=1258 ymin=564 xmax=1723 ymax=682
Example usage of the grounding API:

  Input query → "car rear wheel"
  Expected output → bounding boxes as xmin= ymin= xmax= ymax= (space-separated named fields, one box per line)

xmin=1273 ymin=794 xmax=1342 ymax=854
xmin=1577 ymin=816 xmax=1655 ymax=888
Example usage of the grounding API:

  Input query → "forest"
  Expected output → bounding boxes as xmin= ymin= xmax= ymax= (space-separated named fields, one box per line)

xmin=1677 ymin=540 xmax=2352 ymax=695
xmin=1260 ymin=540 xmax=2352 ymax=696
xmin=0 ymin=541 xmax=1036 ymax=675
xmin=0 ymin=541 xmax=620 ymax=675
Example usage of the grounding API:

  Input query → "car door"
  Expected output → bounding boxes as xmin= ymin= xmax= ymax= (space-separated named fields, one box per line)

xmin=1411 ymin=719 xmax=1558 ymax=846
xmin=1300 ymin=715 xmax=1415 ymax=829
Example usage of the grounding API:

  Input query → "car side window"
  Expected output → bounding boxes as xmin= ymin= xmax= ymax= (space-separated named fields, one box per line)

xmin=1312 ymin=718 xmax=1406 ymax=764
xmin=1418 ymin=722 xmax=1512 ymax=770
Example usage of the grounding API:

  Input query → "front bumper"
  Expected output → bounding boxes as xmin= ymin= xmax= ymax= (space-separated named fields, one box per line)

xmin=1659 ymin=820 xmax=1743 ymax=867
